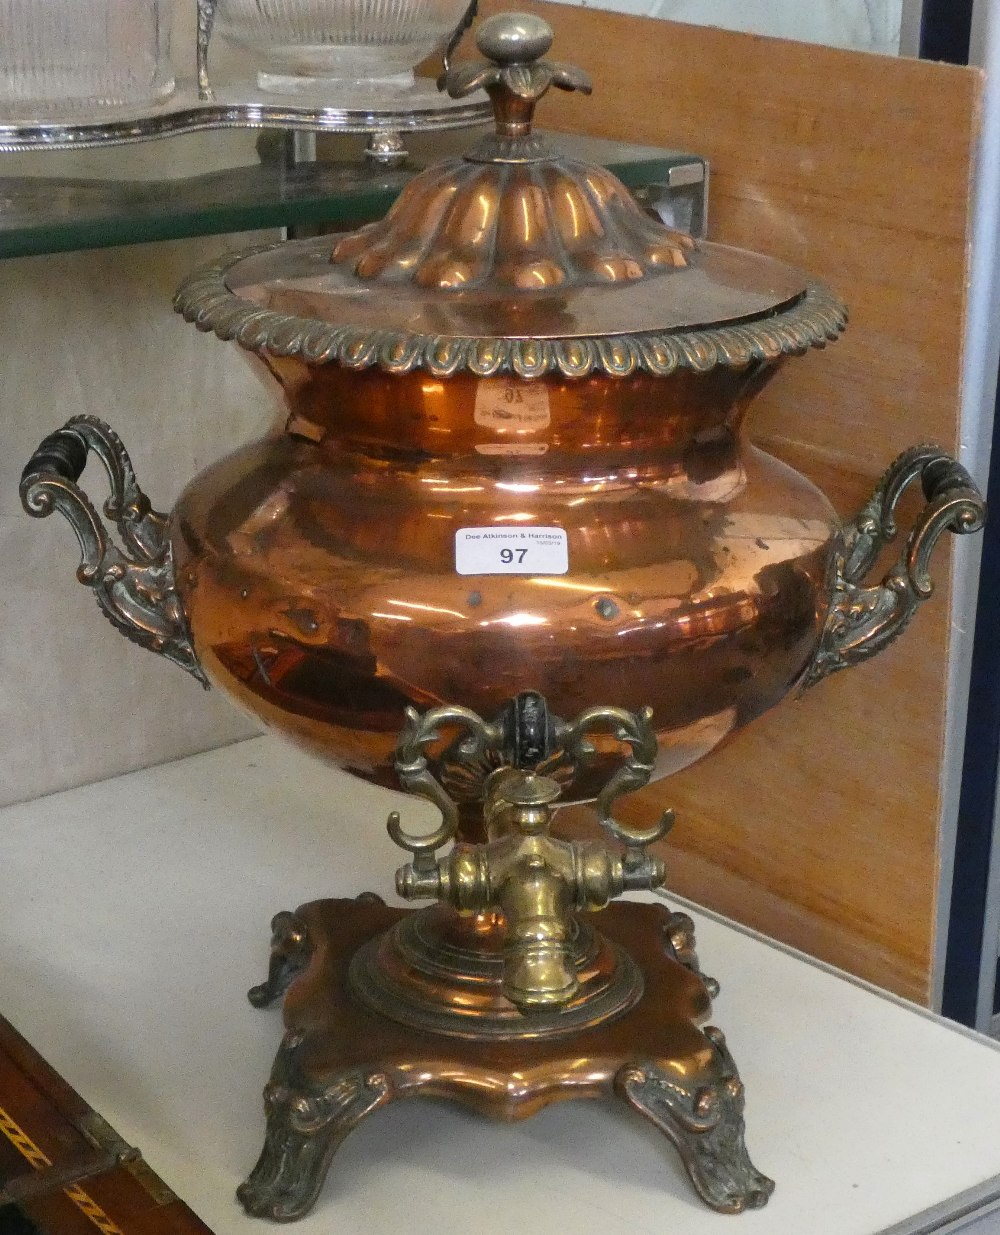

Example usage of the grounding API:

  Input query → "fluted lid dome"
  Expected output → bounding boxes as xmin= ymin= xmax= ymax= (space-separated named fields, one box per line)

xmin=329 ymin=157 xmax=695 ymax=292
xmin=175 ymin=12 xmax=847 ymax=378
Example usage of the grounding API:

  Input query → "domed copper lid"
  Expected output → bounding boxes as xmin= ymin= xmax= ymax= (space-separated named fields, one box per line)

xmin=175 ymin=12 xmax=847 ymax=379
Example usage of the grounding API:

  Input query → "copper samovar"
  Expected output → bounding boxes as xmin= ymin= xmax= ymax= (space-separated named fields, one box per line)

xmin=21 ymin=12 xmax=986 ymax=1219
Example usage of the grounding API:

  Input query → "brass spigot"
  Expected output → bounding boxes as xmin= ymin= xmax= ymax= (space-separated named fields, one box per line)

xmin=388 ymin=696 xmax=671 ymax=1014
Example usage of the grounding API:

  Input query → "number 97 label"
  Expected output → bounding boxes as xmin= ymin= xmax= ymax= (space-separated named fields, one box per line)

xmin=455 ymin=526 xmax=569 ymax=576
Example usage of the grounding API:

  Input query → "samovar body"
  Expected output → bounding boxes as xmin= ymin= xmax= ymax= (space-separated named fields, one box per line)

xmin=171 ymin=356 xmax=836 ymax=790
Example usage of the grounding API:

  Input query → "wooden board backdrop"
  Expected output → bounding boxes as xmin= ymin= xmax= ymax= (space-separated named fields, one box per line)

xmin=472 ymin=0 xmax=983 ymax=1002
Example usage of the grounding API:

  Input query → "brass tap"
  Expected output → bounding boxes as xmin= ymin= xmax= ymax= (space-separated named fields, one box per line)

xmin=395 ymin=768 xmax=666 ymax=1013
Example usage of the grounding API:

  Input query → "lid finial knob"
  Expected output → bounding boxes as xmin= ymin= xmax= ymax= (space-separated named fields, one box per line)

xmin=444 ymin=10 xmax=592 ymax=149
xmin=476 ymin=12 xmax=553 ymax=63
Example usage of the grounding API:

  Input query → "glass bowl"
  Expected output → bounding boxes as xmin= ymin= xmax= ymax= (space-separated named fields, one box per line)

xmin=214 ymin=0 xmax=473 ymax=93
xmin=0 ymin=0 xmax=173 ymax=117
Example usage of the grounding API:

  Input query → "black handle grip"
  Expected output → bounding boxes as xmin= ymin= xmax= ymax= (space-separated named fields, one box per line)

xmin=21 ymin=426 xmax=88 ymax=487
xmin=920 ymin=454 xmax=978 ymax=504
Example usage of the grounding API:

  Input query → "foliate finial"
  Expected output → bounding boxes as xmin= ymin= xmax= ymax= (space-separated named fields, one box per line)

xmin=444 ymin=10 xmax=591 ymax=150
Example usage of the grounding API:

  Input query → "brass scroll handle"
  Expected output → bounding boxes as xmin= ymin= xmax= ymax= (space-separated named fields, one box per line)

xmin=20 ymin=415 xmax=207 ymax=686
xmin=386 ymin=703 xmax=506 ymax=864
xmin=801 ymin=445 xmax=985 ymax=690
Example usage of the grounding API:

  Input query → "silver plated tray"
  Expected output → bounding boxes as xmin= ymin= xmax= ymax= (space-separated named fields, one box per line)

xmin=0 ymin=0 xmax=488 ymax=152
xmin=0 ymin=78 xmax=490 ymax=153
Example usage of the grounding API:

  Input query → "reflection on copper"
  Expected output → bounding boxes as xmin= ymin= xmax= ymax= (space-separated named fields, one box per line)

xmin=478 ymin=613 xmax=550 ymax=629
xmin=387 ymin=600 xmax=469 ymax=619
xmin=420 ymin=482 xmax=485 ymax=494
xmin=171 ymin=350 xmax=836 ymax=804
xmin=529 ymin=578 xmax=608 ymax=594
xmin=226 ymin=486 xmax=291 ymax=554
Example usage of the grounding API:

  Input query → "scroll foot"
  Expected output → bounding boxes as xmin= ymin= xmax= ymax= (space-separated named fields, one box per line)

xmin=238 ymin=1051 xmax=392 ymax=1222
xmin=662 ymin=910 xmax=720 ymax=999
xmin=615 ymin=1026 xmax=773 ymax=1214
xmin=248 ymin=911 xmax=312 ymax=1009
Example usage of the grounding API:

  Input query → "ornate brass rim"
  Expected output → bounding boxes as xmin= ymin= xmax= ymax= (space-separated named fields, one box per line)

xmin=174 ymin=242 xmax=848 ymax=379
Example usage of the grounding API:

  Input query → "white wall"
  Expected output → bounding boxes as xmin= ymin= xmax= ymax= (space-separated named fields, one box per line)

xmin=1 ymin=228 xmax=270 ymax=808
xmin=539 ymin=0 xmax=905 ymax=53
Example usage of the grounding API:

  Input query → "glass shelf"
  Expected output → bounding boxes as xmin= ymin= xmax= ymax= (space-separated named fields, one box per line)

xmin=0 ymin=129 xmax=707 ymax=260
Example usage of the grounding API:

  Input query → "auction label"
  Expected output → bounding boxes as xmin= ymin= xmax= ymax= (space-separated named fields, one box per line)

xmin=474 ymin=379 xmax=551 ymax=430
xmin=455 ymin=526 xmax=568 ymax=576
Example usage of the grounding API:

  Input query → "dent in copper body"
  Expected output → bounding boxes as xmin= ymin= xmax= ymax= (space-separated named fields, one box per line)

xmin=171 ymin=358 xmax=837 ymax=799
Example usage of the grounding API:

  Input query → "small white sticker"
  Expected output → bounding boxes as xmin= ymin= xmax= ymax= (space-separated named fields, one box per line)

xmin=474 ymin=379 xmax=551 ymax=430
xmin=455 ymin=526 xmax=569 ymax=576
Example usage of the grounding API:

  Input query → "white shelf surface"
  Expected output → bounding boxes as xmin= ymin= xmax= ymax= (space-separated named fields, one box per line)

xmin=2 ymin=735 xmax=1000 ymax=1235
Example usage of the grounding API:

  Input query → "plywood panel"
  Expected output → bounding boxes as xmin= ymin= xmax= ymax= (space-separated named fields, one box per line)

xmin=481 ymin=0 xmax=983 ymax=1001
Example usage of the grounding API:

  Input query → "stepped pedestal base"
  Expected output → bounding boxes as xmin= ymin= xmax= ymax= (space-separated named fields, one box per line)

xmin=239 ymin=895 xmax=773 ymax=1221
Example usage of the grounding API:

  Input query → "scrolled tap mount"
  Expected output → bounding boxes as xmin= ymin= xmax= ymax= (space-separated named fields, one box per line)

xmin=386 ymin=692 xmax=672 ymax=1012
xmin=243 ymin=691 xmax=775 ymax=1221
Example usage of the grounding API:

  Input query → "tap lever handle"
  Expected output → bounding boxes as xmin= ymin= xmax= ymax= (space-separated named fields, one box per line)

xmin=502 ymin=691 xmax=557 ymax=769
